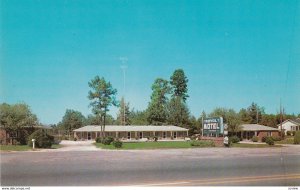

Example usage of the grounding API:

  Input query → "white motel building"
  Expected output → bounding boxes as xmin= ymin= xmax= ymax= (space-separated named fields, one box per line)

xmin=73 ymin=125 xmax=189 ymax=141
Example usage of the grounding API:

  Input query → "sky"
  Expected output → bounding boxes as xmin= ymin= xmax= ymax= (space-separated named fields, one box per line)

xmin=1 ymin=0 xmax=300 ymax=124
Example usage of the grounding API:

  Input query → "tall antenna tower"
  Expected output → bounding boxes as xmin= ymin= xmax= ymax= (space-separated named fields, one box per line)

xmin=120 ymin=57 xmax=128 ymax=126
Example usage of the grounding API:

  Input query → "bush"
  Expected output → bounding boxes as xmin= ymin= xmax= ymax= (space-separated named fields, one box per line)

xmin=190 ymin=140 xmax=215 ymax=147
xmin=74 ymin=137 xmax=77 ymax=141
xmin=112 ymin=139 xmax=123 ymax=148
xmin=103 ymin=136 xmax=114 ymax=145
xmin=229 ymin=136 xmax=240 ymax=143
xmin=27 ymin=129 xmax=54 ymax=148
xmin=287 ymin=131 xmax=292 ymax=136
xmin=54 ymin=136 xmax=62 ymax=144
xmin=292 ymin=131 xmax=296 ymax=136
xmin=294 ymin=131 xmax=300 ymax=144
xmin=153 ymin=136 xmax=158 ymax=142
xmin=95 ymin=137 xmax=102 ymax=143
xmin=262 ymin=136 xmax=267 ymax=142
xmin=271 ymin=136 xmax=282 ymax=141
xmin=251 ymin=136 xmax=259 ymax=142
xmin=266 ymin=137 xmax=274 ymax=146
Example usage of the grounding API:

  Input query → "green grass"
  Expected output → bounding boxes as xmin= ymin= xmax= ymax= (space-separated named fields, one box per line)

xmin=95 ymin=141 xmax=215 ymax=150
xmin=51 ymin=144 xmax=63 ymax=149
xmin=276 ymin=137 xmax=295 ymax=144
xmin=0 ymin=144 xmax=63 ymax=151
xmin=231 ymin=143 xmax=282 ymax=148
xmin=0 ymin=145 xmax=32 ymax=151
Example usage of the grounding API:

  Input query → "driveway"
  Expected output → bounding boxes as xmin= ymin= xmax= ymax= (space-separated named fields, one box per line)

xmin=42 ymin=140 xmax=99 ymax=152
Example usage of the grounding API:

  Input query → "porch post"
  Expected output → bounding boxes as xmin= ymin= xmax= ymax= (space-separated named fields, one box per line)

xmin=170 ymin=131 xmax=173 ymax=139
xmin=116 ymin=131 xmax=118 ymax=138
xmin=254 ymin=131 xmax=257 ymax=136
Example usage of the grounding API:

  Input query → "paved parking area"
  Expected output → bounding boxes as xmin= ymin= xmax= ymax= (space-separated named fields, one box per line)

xmin=41 ymin=140 xmax=99 ymax=152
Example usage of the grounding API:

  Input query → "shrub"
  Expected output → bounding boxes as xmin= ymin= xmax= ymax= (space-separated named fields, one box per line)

xmin=112 ymin=139 xmax=123 ymax=148
xmin=251 ymin=136 xmax=259 ymax=142
xmin=103 ymin=136 xmax=114 ymax=145
xmin=294 ymin=131 xmax=300 ymax=144
xmin=95 ymin=137 xmax=102 ymax=143
xmin=271 ymin=136 xmax=282 ymax=141
xmin=262 ymin=136 xmax=267 ymax=142
xmin=27 ymin=129 xmax=54 ymax=148
xmin=190 ymin=140 xmax=215 ymax=147
xmin=54 ymin=136 xmax=62 ymax=144
xmin=287 ymin=131 xmax=292 ymax=136
xmin=266 ymin=137 xmax=274 ymax=146
xmin=153 ymin=136 xmax=158 ymax=142
xmin=74 ymin=137 xmax=77 ymax=141
xmin=229 ymin=136 xmax=240 ymax=143
xmin=292 ymin=131 xmax=296 ymax=136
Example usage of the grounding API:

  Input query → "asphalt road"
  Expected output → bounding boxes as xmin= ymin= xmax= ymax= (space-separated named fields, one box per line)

xmin=1 ymin=146 xmax=300 ymax=186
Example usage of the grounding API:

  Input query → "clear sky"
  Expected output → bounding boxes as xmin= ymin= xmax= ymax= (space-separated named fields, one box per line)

xmin=1 ymin=0 xmax=300 ymax=124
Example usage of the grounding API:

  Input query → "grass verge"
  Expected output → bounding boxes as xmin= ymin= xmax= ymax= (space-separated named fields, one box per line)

xmin=95 ymin=141 xmax=215 ymax=150
xmin=0 ymin=144 xmax=63 ymax=151
xmin=0 ymin=145 xmax=32 ymax=151
xmin=231 ymin=143 xmax=282 ymax=148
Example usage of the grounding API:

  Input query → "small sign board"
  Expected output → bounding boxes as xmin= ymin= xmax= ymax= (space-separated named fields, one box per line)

xmin=203 ymin=117 xmax=224 ymax=137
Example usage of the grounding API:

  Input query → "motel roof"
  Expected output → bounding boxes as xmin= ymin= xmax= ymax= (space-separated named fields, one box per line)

xmin=73 ymin=125 xmax=189 ymax=132
xmin=240 ymin=124 xmax=279 ymax=131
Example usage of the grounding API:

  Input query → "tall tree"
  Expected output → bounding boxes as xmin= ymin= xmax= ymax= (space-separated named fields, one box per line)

xmin=88 ymin=76 xmax=118 ymax=136
xmin=117 ymin=97 xmax=131 ymax=125
xmin=130 ymin=109 xmax=149 ymax=125
xmin=85 ymin=114 xmax=116 ymax=126
xmin=0 ymin=103 xmax=38 ymax=144
xmin=209 ymin=107 xmax=229 ymax=123
xmin=60 ymin=109 xmax=86 ymax=138
xmin=239 ymin=108 xmax=252 ymax=123
xmin=226 ymin=109 xmax=241 ymax=135
xmin=247 ymin=102 xmax=264 ymax=124
xmin=168 ymin=69 xmax=190 ymax=127
xmin=167 ymin=96 xmax=190 ymax=127
xmin=170 ymin=69 xmax=189 ymax=102
xmin=147 ymin=78 xmax=171 ymax=125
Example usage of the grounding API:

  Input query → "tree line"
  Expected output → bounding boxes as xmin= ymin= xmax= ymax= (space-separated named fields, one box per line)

xmin=1 ymin=68 xmax=299 ymax=140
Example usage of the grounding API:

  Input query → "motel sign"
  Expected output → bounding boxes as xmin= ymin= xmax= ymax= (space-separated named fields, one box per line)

xmin=203 ymin=117 xmax=224 ymax=137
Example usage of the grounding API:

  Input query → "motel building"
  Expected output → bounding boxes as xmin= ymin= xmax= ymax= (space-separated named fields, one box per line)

xmin=73 ymin=125 xmax=189 ymax=141
xmin=236 ymin=124 xmax=280 ymax=141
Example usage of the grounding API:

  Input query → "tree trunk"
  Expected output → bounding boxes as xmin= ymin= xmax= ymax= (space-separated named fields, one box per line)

xmin=103 ymin=112 xmax=106 ymax=137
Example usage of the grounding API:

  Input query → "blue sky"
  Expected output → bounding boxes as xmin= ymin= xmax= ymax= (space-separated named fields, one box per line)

xmin=1 ymin=0 xmax=300 ymax=124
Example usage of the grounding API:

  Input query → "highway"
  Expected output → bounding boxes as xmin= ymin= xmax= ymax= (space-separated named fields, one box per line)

xmin=1 ymin=146 xmax=300 ymax=186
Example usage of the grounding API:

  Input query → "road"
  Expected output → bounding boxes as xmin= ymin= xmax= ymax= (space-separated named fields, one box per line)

xmin=1 ymin=146 xmax=300 ymax=186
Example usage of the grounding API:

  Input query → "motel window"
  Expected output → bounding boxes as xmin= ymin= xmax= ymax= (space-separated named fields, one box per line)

xmin=163 ymin=132 xmax=166 ymax=138
xmin=139 ymin=132 xmax=143 ymax=139
xmin=127 ymin=132 xmax=131 ymax=139
xmin=173 ymin=132 xmax=177 ymax=139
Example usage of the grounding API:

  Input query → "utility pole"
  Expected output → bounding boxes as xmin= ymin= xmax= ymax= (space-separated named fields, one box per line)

xmin=280 ymin=99 xmax=283 ymax=138
xmin=120 ymin=57 xmax=128 ymax=126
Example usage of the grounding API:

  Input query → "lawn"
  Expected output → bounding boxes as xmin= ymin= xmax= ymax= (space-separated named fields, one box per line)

xmin=276 ymin=137 xmax=295 ymax=144
xmin=95 ymin=141 xmax=215 ymax=150
xmin=0 ymin=145 xmax=32 ymax=151
xmin=0 ymin=144 xmax=63 ymax=151
xmin=231 ymin=143 xmax=282 ymax=148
